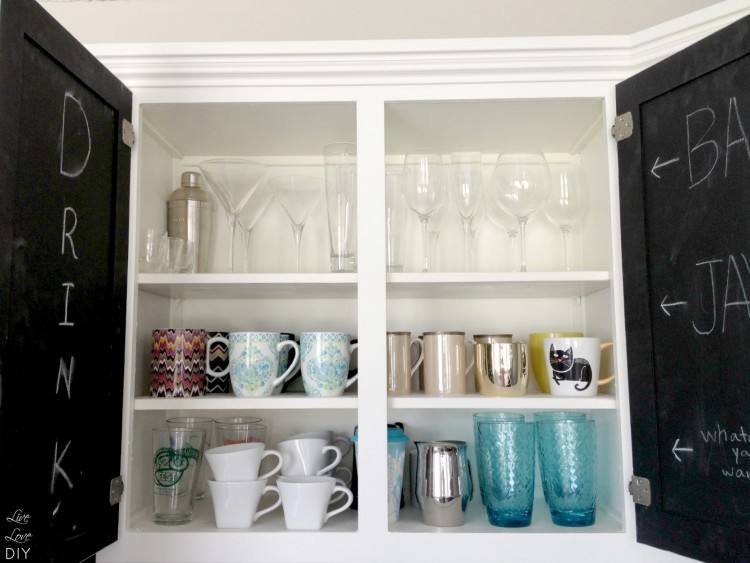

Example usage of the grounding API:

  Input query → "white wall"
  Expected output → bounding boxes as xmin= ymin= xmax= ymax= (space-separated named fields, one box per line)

xmin=39 ymin=0 xmax=722 ymax=43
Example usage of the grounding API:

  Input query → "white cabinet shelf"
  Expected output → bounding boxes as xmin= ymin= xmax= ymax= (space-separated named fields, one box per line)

xmin=133 ymin=394 xmax=358 ymax=411
xmin=388 ymin=393 xmax=617 ymax=410
xmin=386 ymin=272 xmax=610 ymax=299
xmin=138 ymin=273 xmax=357 ymax=299
xmin=391 ymin=502 xmax=622 ymax=534
xmin=130 ymin=503 xmax=357 ymax=534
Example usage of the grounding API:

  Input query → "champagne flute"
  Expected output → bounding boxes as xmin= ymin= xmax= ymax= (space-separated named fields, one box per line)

xmin=272 ymin=175 xmax=323 ymax=273
xmin=491 ymin=153 xmax=550 ymax=272
xmin=450 ymin=152 xmax=483 ymax=272
xmin=544 ymin=156 xmax=588 ymax=271
xmin=403 ymin=154 xmax=445 ymax=273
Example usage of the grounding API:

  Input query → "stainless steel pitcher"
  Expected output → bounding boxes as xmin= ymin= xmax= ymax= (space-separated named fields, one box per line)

xmin=414 ymin=441 xmax=466 ymax=527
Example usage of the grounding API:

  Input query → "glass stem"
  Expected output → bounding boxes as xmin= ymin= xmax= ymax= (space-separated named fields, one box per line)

xmin=462 ymin=219 xmax=472 ymax=272
xmin=292 ymin=225 xmax=304 ymax=273
xmin=228 ymin=214 xmax=237 ymax=273
xmin=518 ymin=217 xmax=528 ymax=273
xmin=420 ymin=216 xmax=430 ymax=273
xmin=561 ymin=226 xmax=571 ymax=271
xmin=507 ymin=230 xmax=519 ymax=272
xmin=242 ymin=228 xmax=254 ymax=273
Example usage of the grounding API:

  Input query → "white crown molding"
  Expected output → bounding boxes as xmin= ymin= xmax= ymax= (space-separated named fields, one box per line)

xmin=88 ymin=0 xmax=750 ymax=89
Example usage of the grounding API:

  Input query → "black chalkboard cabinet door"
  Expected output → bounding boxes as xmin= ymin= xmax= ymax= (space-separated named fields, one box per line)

xmin=0 ymin=1 xmax=131 ymax=562
xmin=617 ymin=13 xmax=750 ymax=563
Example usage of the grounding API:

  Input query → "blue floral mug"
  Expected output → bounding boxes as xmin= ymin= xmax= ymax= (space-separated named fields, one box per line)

xmin=300 ymin=332 xmax=358 ymax=397
xmin=217 ymin=332 xmax=300 ymax=397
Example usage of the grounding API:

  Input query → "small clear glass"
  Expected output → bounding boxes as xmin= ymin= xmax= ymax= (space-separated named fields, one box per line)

xmin=152 ymin=427 xmax=206 ymax=525
xmin=474 ymin=417 xmax=536 ymax=527
xmin=537 ymin=418 xmax=597 ymax=526
xmin=214 ymin=416 xmax=266 ymax=445
xmin=385 ymin=165 xmax=408 ymax=272
xmin=166 ymin=417 xmax=214 ymax=500
xmin=324 ymin=142 xmax=357 ymax=272
xmin=140 ymin=229 xmax=167 ymax=273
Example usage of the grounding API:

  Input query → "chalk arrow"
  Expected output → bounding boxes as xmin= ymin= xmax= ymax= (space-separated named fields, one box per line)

xmin=651 ymin=156 xmax=680 ymax=179
xmin=672 ymin=438 xmax=693 ymax=463
xmin=661 ymin=295 xmax=688 ymax=317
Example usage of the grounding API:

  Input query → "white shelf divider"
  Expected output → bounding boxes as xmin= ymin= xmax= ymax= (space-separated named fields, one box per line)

xmin=134 ymin=394 xmax=357 ymax=411
xmin=138 ymin=273 xmax=357 ymax=299
xmin=388 ymin=393 xmax=616 ymax=410
xmin=387 ymin=271 xmax=610 ymax=299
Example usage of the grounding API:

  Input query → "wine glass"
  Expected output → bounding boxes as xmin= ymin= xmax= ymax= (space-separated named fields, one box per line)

xmin=272 ymin=175 xmax=324 ymax=272
xmin=428 ymin=203 xmax=446 ymax=272
xmin=450 ymin=152 xmax=483 ymax=271
xmin=198 ymin=159 xmax=267 ymax=272
xmin=491 ymin=153 xmax=550 ymax=272
xmin=237 ymin=181 xmax=275 ymax=272
xmin=484 ymin=183 xmax=521 ymax=271
xmin=403 ymin=154 xmax=445 ymax=272
xmin=544 ymin=156 xmax=588 ymax=271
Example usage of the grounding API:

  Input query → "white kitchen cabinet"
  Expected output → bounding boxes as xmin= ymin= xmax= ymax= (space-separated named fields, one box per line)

xmin=2 ymin=1 xmax=749 ymax=562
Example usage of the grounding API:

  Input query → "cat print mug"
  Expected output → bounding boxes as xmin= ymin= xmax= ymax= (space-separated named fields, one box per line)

xmin=544 ymin=337 xmax=614 ymax=397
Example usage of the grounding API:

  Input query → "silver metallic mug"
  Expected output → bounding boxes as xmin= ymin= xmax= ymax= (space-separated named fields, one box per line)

xmin=414 ymin=441 xmax=466 ymax=527
xmin=473 ymin=337 xmax=528 ymax=397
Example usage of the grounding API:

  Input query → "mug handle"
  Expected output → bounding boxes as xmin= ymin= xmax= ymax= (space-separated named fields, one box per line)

xmin=325 ymin=486 xmax=354 ymax=522
xmin=464 ymin=341 xmax=475 ymax=377
xmin=258 ymin=449 xmax=283 ymax=480
xmin=409 ymin=337 xmax=424 ymax=379
xmin=598 ymin=341 xmax=616 ymax=386
xmin=271 ymin=340 xmax=301 ymax=390
xmin=254 ymin=485 xmax=282 ymax=521
xmin=206 ymin=334 xmax=230 ymax=378
xmin=317 ymin=445 xmax=342 ymax=476
xmin=344 ymin=342 xmax=359 ymax=389
xmin=329 ymin=475 xmax=352 ymax=504
xmin=331 ymin=435 xmax=352 ymax=457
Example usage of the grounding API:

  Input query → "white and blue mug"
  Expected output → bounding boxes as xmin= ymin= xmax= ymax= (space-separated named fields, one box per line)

xmin=213 ymin=332 xmax=300 ymax=397
xmin=300 ymin=332 xmax=358 ymax=397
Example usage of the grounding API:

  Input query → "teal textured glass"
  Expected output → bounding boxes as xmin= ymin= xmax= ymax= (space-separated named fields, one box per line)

xmin=472 ymin=413 xmax=525 ymax=506
xmin=537 ymin=419 xmax=597 ymax=526
xmin=533 ymin=412 xmax=587 ymax=504
xmin=474 ymin=419 xmax=535 ymax=527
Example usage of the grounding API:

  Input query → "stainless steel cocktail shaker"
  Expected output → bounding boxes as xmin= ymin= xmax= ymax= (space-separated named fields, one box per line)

xmin=167 ymin=171 xmax=212 ymax=272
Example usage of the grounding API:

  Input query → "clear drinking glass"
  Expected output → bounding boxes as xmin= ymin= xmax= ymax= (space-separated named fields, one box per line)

xmin=450 ymin=152 xmax=483 ymax=271
xmin=166 ymin=237 xmax=195 ymax=273
xmin=140 ymin=229 xmax=168 ymax=273
xmin=385 ymin=165 xmax=408 ymax=272
xmin=214 ymin=416 xmax=266 ymax=445
xmin=474 ymin=417 xmax=536 ymax=527
xmin=198 ymin=159 xmax=267 ymax=272
xmin=272 ymin=175 xmax=324 ymax=272
xmin=544 ymin=156 xmax=588 ymax=271
xmin=533 ymin=412 xmax=587 ymax=504
xmin=537 ymin=418 xmax=597 ymax=526
xmin=237 ymin=180 xmax=275 ymax=272
xmin=403 ymin=154 xmax=445 ymax=272
xmin=152 ymin=427 xmax=206 ymax=525
xmin=492 ymin=153 xmax=550 ymax=272
xmin=324 ymin=142 xmax=357 ymax=273
xmin=166 ymin=417 xmax=214 ymax=500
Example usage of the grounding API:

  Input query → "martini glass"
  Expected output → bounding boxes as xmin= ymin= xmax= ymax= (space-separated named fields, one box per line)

xmin=272 ymin=175 xmax=324 ymax=272
xmin=237 ymin=180 xmax=275 ymax=272
xmin=491 ymin=153 xmax=550 ymax=272
xmin=198 ymin=159 xmax=267 ymax=272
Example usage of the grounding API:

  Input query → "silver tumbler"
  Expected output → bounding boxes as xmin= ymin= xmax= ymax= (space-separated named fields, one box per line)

xmin=167 ymin=171 xmax=212 ymax=273
xmin=415 ymin=441 xmax=465 ymax=527
xmin=474 ymin=337 xmax=528 ymax=397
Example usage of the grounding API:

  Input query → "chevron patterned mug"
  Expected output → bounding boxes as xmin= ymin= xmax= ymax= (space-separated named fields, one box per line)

xmin=150 ymin=328 xmax=207 ymax=397
xmin=206 ymin=331 xmax=231 ymax=394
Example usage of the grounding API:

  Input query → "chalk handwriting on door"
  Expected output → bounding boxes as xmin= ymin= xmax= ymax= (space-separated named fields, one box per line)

xmin=59 ymin=92 xmax=90 ymax=179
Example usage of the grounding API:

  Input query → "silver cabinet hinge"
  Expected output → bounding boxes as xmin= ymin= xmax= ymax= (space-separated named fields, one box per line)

xmin=110 ymin=476 xmax=124 ymax=505
xmin=611 ymin=112 xmax=633 ymax=141
xmin=628 ymin=475 xmax=651 ymax=506
xmin=122 ymin=119 xmax=135 ymax=148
